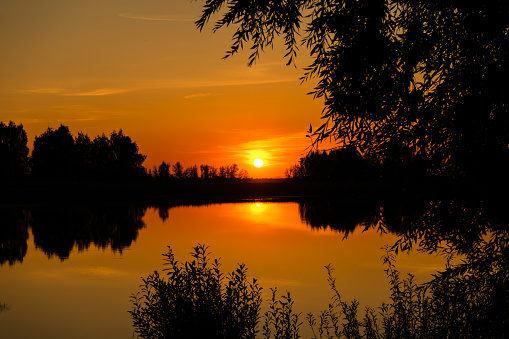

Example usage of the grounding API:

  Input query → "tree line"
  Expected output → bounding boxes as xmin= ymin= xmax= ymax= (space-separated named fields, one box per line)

xmin=150 ymin=161 xmax=248 ymax=180
xmin=0 ymin=121 xmax=249 ymax=181
xmin=284 ymin=144 xmax=429 ymax=189
xmin=285 ymin=146 xmax=375 ymax=181
xmin=1 ymin=122 xmax=146 ymax=179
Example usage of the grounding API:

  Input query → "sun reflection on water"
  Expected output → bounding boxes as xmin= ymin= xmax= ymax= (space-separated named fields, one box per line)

xmin=249 ymin=202 xmax=266 ymax=214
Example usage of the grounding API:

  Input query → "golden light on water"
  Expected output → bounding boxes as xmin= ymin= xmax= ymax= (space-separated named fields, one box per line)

xmin=249 ymin=202 xmax=266 ymax=214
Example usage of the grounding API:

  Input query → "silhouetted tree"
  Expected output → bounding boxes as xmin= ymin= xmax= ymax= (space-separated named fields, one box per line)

xmin=109 ymin=130 xmax=146 ymax=177
xmin=285 ymin=164 xmax=304 ymax=179
xmin=31 ymin=125 xmax=76 ymax=178
xmin=184 ymin=165 xmax=199 ymax=179
xmin=208 ymin=165 xmax=218 ymax=179
xmin=74 ymin=132 xmax=93 ymax=178
xmin=91 ymin=133 xmax=112 ymax=177
xmin=217 ymin=165 xmax=228 ymax=179
xmin=172 ymin=161 xmax=184 ymax=179
xmin=87 ymin=130 xmax=146 ymax=178
xmin=227 ymin=163 xmax=239 ymax=179
xmin=197 ymin=1 xmax=509 ymax=184
xmin=0 ymin=121 xmax=29 ymax=178
xmin=238 ymin=169 xmax=249 ymax=179
xmin=157 ymin=161 xmax=171 ymax=179
xmin=200 ymin=164 xmax=211 ymax=179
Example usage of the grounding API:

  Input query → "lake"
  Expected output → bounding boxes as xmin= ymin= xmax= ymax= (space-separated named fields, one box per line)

xmin=0 ymin=200 xmax=449 ymax=338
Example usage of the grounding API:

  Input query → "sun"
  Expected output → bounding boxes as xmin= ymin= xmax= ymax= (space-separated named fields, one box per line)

xmin=253 ymin=158 xmax=264 ymax=168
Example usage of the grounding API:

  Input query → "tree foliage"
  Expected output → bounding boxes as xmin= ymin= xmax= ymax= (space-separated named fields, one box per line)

xmin=130 ymin=244 xmax=262 ymax=339
xmin=0 ymin=121 xmax=29 ymax=178
xmin=31 ymin=125 xmax=146 ymax=179
xmin=31 ymin=125 xmax=76 ymax=178
xmin=285 ymin=146 xmax=374 ymax=182
xmin=196 ymin=0 xmax=509 ymax=181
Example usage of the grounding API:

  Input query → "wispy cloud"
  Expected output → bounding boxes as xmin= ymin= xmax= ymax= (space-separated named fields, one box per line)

xmin=22 ymin=87 xmax=131 ymax=97
xmin=62 ymin=88 xmax=130 ymax=96
xmin=24 ymin=88 xmax=65 ymax=94
xmin=20 ymin=72 xmax=297 ymax=99
xmin=184 ymin=92 xmax=212 ymax=99
xmin=118 ymin=12 xmax=194 ymax=22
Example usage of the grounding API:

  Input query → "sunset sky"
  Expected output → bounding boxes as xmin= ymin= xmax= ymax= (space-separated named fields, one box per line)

xmin=0 ymin=0 xmax=328 ymax=178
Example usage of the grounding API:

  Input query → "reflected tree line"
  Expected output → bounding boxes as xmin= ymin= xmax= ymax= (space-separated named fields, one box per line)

xmin=0 ymin=198 xmax=418 ymax=266
xmin=0 ymin=204 xmax=146 ymax=265
xmin=5 ymin=196 xmax=503 ymax=268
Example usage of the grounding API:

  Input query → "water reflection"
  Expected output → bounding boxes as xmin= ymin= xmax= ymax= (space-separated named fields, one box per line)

xmin=129 ymin=197 xmax=509 ymax=337
xmin=0 ymin=208 xmax=29 ymax=265
xmin=0 ymin=204 xmax=147 ymax=265
xmin=249 ymin=202 xmax=266 ymax=214
xmin=1 ymin=197 xmax=507 ymax=337
xmin=2 ymin=197 xmax=508 ymax=270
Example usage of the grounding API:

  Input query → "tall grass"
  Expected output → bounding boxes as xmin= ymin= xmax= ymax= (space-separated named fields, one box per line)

xmin=131 ymin=244 xmax=508 ymax=338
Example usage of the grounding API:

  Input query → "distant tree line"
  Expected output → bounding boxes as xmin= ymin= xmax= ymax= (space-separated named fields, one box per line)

xmin=151 ymin=161 xmax=249 ymax=180
xmin=1 ymin=121 xmax=250 ymax=181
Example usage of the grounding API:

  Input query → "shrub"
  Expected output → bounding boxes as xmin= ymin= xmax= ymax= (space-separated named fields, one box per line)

xmin=131 ymin=244 xmax=509 ymax=339
xmin=130 ymin=244 xmax=262 ymax=339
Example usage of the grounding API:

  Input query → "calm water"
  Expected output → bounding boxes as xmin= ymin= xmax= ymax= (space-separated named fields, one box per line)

xmin=0 ymin=201 xmax=447 ymax=338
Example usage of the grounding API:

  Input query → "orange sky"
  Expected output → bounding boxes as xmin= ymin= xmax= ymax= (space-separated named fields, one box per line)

xmin=0 ymin=0 xmax=327 ymax=178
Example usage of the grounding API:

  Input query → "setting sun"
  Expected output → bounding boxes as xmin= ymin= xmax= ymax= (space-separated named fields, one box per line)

xmin=253 ymin=158 xmax=264 ymax=168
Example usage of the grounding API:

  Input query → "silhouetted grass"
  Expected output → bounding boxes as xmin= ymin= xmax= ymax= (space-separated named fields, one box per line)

xmin=131 ymin=244 xmax=508 ymax=338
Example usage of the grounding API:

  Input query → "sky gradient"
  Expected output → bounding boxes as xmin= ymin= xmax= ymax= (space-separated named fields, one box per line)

xmin=1 ymin=0 xmax=326 ymax=178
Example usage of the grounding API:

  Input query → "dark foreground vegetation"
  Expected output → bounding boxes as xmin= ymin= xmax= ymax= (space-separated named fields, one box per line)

xmin=131 ymin=243 xmax=508 ymax=339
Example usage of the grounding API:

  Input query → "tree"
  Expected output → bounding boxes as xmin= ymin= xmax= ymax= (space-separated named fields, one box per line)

xmin=31 ymin=125 xmax=76 ymax=178
xmin=172 ymin=161 xmax=184 ymax=179
xmin=218 ymin=165 xmax=228 ymax=179
xmin=0 ymin=121 xmax=29 ymax=178
xmin=157 ymin=161 xmax=171 ymax=179
xmin=108 ymin=130 xmax=146 ymax=177
xmin=90 ymin=130 xmax=147 ymax=178
xmin=74 ymin=132 xmax=93 ymax=178
xmin=184 ymin=165 xmax=199 ymax=179
xmin=227 ymin=163 xmax=239 ymax=179
xmin=200 ymin=164 xmax=211 ymax=179
xmin=238 ymin=169 xmax=249 ymax=179
xmin=196 ymin=1 xmax=509 ymax=183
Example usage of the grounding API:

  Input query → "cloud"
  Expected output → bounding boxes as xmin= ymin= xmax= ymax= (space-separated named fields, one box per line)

xmin=62 ymin=88 xmax=130 ymax=96
xmin=218 ymin=132 xmax=311 ymax=166
xmin=23 ymin=88 xmax=65 ymax=94
xmin=22 ymin=87 xmax=130 ymax=97
xmin=184 ymin=92 xmax=212 ymax=99
xmin=118 ymin=12 xmax=194 ymax=22
xmin=19 ymin=71 xmax=297 ymax=100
